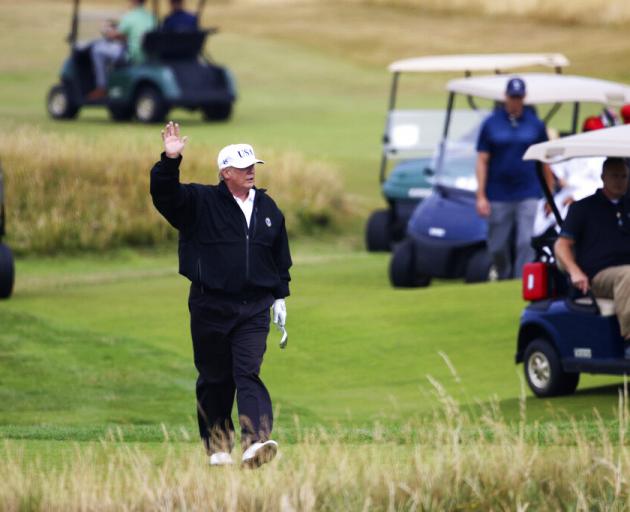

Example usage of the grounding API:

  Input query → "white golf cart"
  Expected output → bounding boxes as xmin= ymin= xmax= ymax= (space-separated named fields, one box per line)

xmin=367 ymin=53 xmax=569 ymax=252
xmin=517 ymin=124 xmax=630 ymax=396
xmin=390 ymin=72 xmax=630 ymax=287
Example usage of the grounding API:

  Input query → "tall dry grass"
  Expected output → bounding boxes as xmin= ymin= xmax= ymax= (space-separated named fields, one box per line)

xmin=3 ymin=384 xmax=630 ymax=510
xmin=0 ymin=126 xmax=353 ymax=254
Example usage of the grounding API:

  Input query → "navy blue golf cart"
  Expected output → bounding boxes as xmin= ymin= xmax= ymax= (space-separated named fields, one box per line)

xmin=0 ymin=161 xmax=15 ymax=299
xmin=367 ymin=54 xmax=569 ymax=252
xmin=47 ymin=0 xmax=236 ymax=123
xmin=517 ymin=124 xmax=630 ymax=397
xmin=390 ymin=72 xmax=630 ymax=288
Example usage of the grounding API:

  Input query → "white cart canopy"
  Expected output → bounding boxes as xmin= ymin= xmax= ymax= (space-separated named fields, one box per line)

xmin=388 ymin=53 xmax=568 ymax=74
xmin=524 ymin=124 xmax=630 ymax=163
xmin=448 ymin=73 xmax=630 ymax=106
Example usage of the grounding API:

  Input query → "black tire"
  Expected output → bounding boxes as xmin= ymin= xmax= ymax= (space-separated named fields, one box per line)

xmin=0 ymin=243 xmax=15 ymax=299
xmin=365 ymin=209 xmax=391 ymax=252
xmin=108 ymin=104 xmax=133 ymax=122
xmin=389 ymin=239 xmax=431 ymax=288
xmin=47 ymin=84 xmax=79 ymax=120
xmin=524 ymin=338 xmax=579 ymax=398
xmin=201 ymin=102 xmax=233 ymax=122
xmin=464 ymin=249 xmax=497 ymax=283
xmin=134 ymin=86 xmax=169 ymax=124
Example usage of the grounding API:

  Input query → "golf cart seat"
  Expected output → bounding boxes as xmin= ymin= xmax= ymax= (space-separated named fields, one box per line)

xmin=72 ymin=41 xmax=94 ymax=65
xmin=549 ymin=244 xmax=616 ymax=317
xmin=143 ymin=29 xmax=217 ymax=60
xmin=574 ymin=297 xmax=616 ymax=316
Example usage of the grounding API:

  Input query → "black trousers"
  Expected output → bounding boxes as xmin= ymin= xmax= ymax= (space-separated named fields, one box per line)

xmin=188 ymin=284 xmax=275 ymax=453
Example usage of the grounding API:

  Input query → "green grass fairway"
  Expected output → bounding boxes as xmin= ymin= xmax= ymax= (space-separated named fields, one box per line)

xmin=0 ymin=245 xmax=625 ymax=444
xmin=1 ymin=0 xmax=629 ymax=446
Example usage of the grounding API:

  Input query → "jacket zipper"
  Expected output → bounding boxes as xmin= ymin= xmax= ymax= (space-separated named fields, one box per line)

xmin=243 ymin=216 xmax=250 ymax=281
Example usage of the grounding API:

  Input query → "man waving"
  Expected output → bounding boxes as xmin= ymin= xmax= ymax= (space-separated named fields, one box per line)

xmin=150 ymin=122 xmax=292 ymax=468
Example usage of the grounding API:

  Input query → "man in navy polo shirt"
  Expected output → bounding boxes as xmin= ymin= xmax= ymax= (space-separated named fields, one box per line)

xmin=162 ymin=0 xmax=198 ymax=32
xmin=555 ymin=157 xmax=630 ymax=341
xmin=476 ymin=77 xmax=553 ymax=279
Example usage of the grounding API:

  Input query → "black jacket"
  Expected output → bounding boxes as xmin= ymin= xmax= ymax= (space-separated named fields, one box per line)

xmin=150 ymin=153 xmax=291 ymax=299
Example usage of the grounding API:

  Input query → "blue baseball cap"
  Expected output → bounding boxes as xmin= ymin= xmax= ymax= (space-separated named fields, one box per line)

xmin=505 ymin=77 xmax=526 ymax=97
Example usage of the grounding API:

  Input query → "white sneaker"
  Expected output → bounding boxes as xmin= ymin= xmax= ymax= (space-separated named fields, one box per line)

xmin=241 ymin=440 xmax=278 ymax=468
xmin=209 ymin=451 xmax=233 ymax=466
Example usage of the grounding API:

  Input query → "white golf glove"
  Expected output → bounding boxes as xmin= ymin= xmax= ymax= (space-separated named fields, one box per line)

xmin=272 ymin=299 xmax=286 ymax=328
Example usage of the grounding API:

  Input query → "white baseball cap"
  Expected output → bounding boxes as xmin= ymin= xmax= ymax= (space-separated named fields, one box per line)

xmin=217 ymin=143 xmax=264 ymax=170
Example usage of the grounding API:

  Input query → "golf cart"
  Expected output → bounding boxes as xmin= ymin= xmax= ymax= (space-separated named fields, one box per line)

xmin=517 ymin=124 xmax=630 ymax=397
xmin=47 ymin=0 xmax=236 ymax=123
xmin=367 ymin=53 xmax=569 ymax=252
xmin=0 ymin=161 xmax=15 ymax=299
xmin=390 ymin=72 xmax=630 ymax=288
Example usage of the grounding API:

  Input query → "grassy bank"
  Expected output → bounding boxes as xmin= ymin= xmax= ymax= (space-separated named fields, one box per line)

xmin=1 ymin=126 xmax=353 ymax=254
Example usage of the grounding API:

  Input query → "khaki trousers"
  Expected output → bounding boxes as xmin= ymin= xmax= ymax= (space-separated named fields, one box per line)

xmin=592 ymin=265 xmax=630 ymax=338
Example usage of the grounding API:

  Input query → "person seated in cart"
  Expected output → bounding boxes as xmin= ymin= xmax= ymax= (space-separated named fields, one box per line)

xmin=554 ymin=157 xmax=630 ymax=340
xmin=533 ymin=116 xmax=606 ymax=235
xmin=162 ymin=0 xmax=198 ymax=31
xmin=88 ymin=0 xmax=157 ymax=100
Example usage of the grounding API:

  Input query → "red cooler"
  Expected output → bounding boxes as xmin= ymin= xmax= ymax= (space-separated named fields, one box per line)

xmin=522 ymin=262 xmax=549 ymax=301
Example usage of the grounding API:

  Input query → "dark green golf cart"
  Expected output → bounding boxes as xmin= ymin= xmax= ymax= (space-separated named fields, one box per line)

xmin=47 ymin=0 xmax=236 ymax=123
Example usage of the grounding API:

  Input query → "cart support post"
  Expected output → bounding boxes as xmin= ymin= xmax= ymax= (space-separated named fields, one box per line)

xmin=68 ymin=0 xmax=79 ymax=45
xmin=536 ymin=161 xmax=563 ymax=226
xmin=379 ymin=72 xmax=400 ymax=184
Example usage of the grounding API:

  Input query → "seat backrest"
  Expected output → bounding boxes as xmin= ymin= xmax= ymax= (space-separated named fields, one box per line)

xmin=142 ymin=29 xmax=215 ymax=60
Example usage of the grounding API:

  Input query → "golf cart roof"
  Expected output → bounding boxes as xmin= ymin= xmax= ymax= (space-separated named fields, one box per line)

xmin=447 ymin=73 xmax=630 ymax=105
xmin=388 ymin=53 xmax=569 ymax=74
xmin=524 ymin=124 xmax=630 ymax=163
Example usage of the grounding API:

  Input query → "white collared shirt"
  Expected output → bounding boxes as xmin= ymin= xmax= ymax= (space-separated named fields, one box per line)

xmin=233 ymin=188 xmax=256 ymax=228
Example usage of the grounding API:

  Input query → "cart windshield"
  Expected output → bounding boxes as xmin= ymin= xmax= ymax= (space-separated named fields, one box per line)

xmin=384 ymin=109 xmax=448 ymax=160
xmin=432 ymin=109 xmax=488 ymax=191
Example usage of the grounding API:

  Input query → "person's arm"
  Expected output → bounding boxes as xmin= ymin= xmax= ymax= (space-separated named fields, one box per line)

xmin=271 ymin=214 xmax=292 ymax=328
xmin=476 ymin=151 xmax=491 ymax=217
xmin=150 ymin=122 xmax=196 ymax=230
xmin=554 ymin=236 xmax=589 ymax=294
xmin=554 ymin=201 xmax=588 ymax=294
xmin=109 ymin=13 xmax=131 ymax=42
xmin=272 ymin=214 xmax=292 ymax=299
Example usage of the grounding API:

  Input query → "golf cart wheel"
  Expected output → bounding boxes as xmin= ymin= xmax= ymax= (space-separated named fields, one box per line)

xmin=0 ymin=243 xmax=15 ymax=299
xmin=524 ymin=338 xmax=579 ymax=398
xmin=47 ymin=84 xmax=79 ymax=120
xmin=108 ymin=104 xmax=133 ymax=122
xmin=365 ymin=209 xmax=391 ymax=252
xmin=201 ymin=102 xmax=233 ymax=122
xmin=464 ymin=249 xmax=497 ymax=283
xmin=389 ymin=239 xmax=431 ymax=288
xmin=134 ymin=86 xmax=169 ymax=124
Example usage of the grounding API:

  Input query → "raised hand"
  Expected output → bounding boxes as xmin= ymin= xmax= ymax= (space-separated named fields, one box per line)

xmin=162 ymin=121 xmax=188 ymax=159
